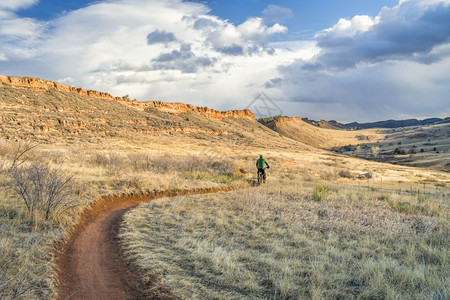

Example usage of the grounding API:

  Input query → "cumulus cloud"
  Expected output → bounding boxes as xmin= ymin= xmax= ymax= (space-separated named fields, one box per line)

xmin=0 ymin=1 xmax=45 ymax=61
xmin=264 ymin=77 xmax=282 ymax=88
xmin=313 ymin=0 xmax=450 ymax=70
xmin=276 ymin=0 xmax=450 ymax=121
xmin=196 ymin=16 xmax=287 ymax=56
xmin=0 ymin=0 xmax=38 ymax=11
xmin=146 ymin=30 xmax=178 ymax=45
xmin=262 ymin=5 xmax=293 ymax=23
xmin=151 ymin=43 xmax=216 ymax=73
xmin=215 ymin=44 xmax=244 ymax=56
xmin=192 ymin=17 xmax=221 ymax=31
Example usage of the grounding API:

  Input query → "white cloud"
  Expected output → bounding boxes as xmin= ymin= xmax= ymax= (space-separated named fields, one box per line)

xmin=0 ymin=0 xmax=38 ymax=11
xmin=262 ymin=5 xmax=293 ymax=23
xmin=0 ymin=0 xmax=295 ymax=104
xmin=314 ymin=0 xmax=450 ymax=69
xmin=275 ymin=0 xmax=450 ymax=121
xmin=0 ymin=1 xmax=45 ymax=61
xmin=320 ymin=15 xmax=375 ymax=38
xmin=237 ymin=17 xmax=287 ymax=41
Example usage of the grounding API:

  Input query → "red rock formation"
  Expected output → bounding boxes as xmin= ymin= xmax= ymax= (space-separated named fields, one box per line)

xmin=0 ymin=75 xmax=255 ymax=120
xmin=266 ymin=117 xmax=303 ymax=128
xmin=0 ymin=75 xmax=121 ymax=101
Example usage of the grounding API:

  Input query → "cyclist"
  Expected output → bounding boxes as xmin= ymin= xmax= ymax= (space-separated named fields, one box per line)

xmin=256 ymin=155 xmax=270 ymax=183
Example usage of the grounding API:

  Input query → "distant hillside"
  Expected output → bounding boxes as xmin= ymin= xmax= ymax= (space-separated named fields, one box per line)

xmin=260 ymin=115 xmax=450 ymax=130
xmin=265 ymin=117 xmax=382 ymax=149
xmin=0 ymin=75 xmax=310 ymax=151
xmin=306 ymin=117 xmax=450 ymax=130
xmin=343 ymin=118 xmax=450 ymax=129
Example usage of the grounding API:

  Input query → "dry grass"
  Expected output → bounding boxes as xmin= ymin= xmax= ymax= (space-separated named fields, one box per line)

xmin=333 ymin=123 xmax=450 ymax=172
xmin=119 ymin=179 xmax=449 ymax=299
xmin=0 ymin=141 xmax=241 ymax=299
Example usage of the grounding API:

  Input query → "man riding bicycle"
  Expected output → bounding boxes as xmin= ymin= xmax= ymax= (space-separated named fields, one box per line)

xmin=256 ymin=155 xmax=270 ymax=183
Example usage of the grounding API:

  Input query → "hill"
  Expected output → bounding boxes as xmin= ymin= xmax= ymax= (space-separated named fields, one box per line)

xmin=343 ymin=118 xmax=450 ymax=129
xmin=265 ymin=116 xmax=382 ymax=148
xmin=304 ymin=117 xmax=450 ymax=130
xmin=0 ymin=75 xmax=308 ymax=152
xmin=332 ymin=123 xmax=450 ymax=172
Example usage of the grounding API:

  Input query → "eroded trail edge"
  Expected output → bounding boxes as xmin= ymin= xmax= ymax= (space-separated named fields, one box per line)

xmin=56 ymin=186 xmax=239 ymax=300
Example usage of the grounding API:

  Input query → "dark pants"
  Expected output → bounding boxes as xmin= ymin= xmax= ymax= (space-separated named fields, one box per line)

xmin=257 ymin=168 xmax=266 ymax=181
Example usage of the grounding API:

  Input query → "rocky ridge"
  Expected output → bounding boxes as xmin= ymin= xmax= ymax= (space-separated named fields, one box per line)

xmin=0 ymin=75 xmax=255 ymax=120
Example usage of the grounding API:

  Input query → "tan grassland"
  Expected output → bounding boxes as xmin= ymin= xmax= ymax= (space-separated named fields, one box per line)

xmin=0 ymin=79 xmax=449 ymax=299
xmin=120 ymin=175 xmax=449 ymax=299
xmin=267 ymin=117 xmax=450 ymax=172
xmin=333 ymin=123 xmax=450 ymax=172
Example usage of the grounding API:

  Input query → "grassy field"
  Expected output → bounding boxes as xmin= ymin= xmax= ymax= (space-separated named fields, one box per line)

xmin=0 ymin=135 xmax=448 ymax=299
xmin=332 ymin=123 xmax=450 ymax=172
xmin=0 ymin=141 xmax=242 ymax=299
xmin=119 ymin=177 xmax=449 ymax=299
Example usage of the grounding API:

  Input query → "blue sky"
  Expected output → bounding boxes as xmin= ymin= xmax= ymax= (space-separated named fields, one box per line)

xmin=1 ymin=0 xmax=450 ymax=122
xmin=19 ymin=0 xmax=399 ymax=37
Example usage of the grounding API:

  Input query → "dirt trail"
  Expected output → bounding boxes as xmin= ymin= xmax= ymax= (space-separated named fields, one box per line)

xmin=57 ymin=187 xmax=236 ymax=300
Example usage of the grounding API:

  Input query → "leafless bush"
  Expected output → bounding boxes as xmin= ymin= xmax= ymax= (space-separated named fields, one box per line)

xmin=90 ymin=152 xmax=126 ymax=175
xmin=106 ymin=154 xmax=125 ymax=175
xmin=320 ymin=170 xmax=337 ymax=181
xmin=0 ymin=141 xmax=38 ymax=171
xmin=91 ymin=152 xmax=235 ymax=175
xmin=151 ymin=155 xmax=234 ymax=173
xmin=150 ymin=155 xmax=176 ymax=172
xmin=91 ymin=152 xmax=110 ymax=167
xmin=338 ymin=169 xmax=354 ymax=179
xmin=127 ymin=153 xmax=152 ymax=172
xmin=8 ymin=162 xmax=76 ymax=220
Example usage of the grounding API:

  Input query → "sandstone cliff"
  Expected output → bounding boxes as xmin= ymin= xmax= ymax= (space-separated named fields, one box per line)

xmin=0 ymin=75 xmax=255 ymax=120
xmin=266 ymin=117 xmax=303 ymax=128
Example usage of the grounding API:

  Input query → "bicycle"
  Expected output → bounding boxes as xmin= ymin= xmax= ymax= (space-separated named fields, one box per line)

xmin=257 ymin=168 xmax=268 ymax=185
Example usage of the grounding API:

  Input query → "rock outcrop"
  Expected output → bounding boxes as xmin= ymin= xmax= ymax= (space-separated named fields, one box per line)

xmin=266 ymin=117 xmax=303 ymax=129
xmin=0 ymin=75 xmax=121 ymax=101
xmin=0 ymin=75 xmax=255 ymax=120
xmin=127 ymin=101 xmax=254 ymax=120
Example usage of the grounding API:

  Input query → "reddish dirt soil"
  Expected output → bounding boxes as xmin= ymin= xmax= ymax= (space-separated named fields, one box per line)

xmin=57 ymin=187 xmax=235 ymax=300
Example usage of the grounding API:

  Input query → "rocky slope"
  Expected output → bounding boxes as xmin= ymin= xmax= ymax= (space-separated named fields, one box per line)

xmin=0 ymin=75 xmax=254 ymax=121
xmin=0 ymin=75 xmax=308 ymax=152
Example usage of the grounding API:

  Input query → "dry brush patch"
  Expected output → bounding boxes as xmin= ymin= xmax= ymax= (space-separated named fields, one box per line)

xmin=119 ymin=180 xmax=449 ymax=299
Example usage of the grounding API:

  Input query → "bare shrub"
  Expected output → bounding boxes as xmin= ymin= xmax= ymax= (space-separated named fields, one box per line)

xmin=151 ymin=155 xmax=234 ymax=173
xmin=91 ymin=152 xmax=110 ymax=167
xmin=8 ymin=162 xmax=76 ymax=220
xmin=319 ymin=170 xmax=336 ymax=181
xmin=0 ymin=141 xmax=38 ymax=171
xmin=90 ymin=152 xmax=126 ymax=175
xmin=127 ymin=153 xmax=151 ymax=172
xmin=338 ymin=169 xmax=354 ymax=179
xmin=105 ymin=154 xmax=125 ymax=175
xmin=151 ymin=155 xmax=177 ymax=172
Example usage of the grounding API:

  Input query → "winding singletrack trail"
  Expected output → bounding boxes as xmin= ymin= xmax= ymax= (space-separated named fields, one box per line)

xmin=57 ymin=187 xmax=236 ymax=300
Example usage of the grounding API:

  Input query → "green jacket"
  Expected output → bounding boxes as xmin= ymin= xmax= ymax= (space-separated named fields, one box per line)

xmin=256 ymin=158 xmax=269 ymax=169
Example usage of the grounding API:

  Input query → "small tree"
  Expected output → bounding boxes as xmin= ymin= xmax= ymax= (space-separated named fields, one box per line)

xmin=9 ymin=163 xmax=76 ymax=220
